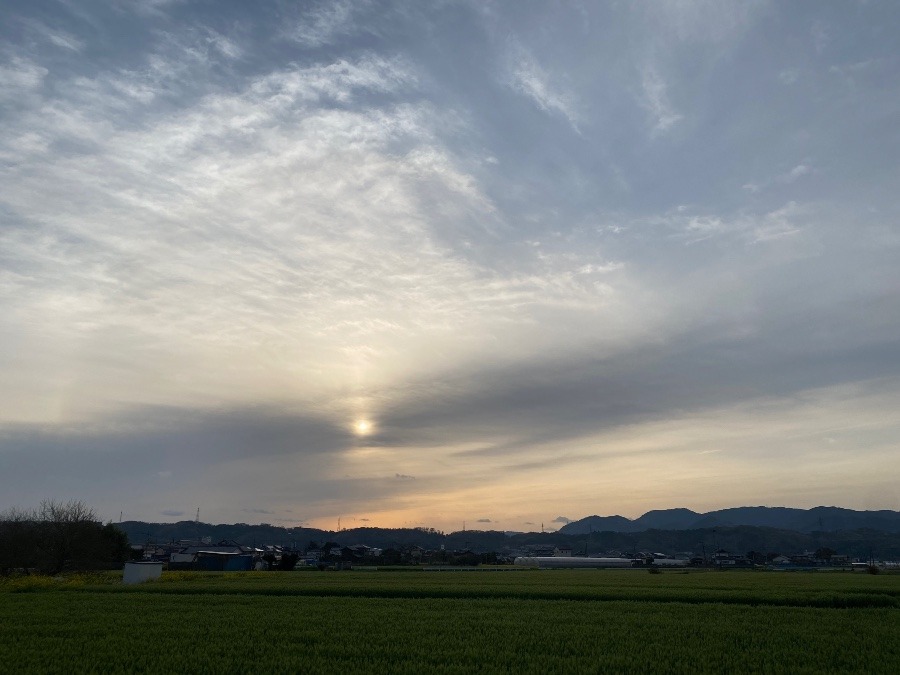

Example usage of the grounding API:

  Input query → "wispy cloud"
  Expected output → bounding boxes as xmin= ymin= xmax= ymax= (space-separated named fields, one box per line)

xmin=743 ymin=162 xmax=813 ymax=194
xmin=640 ymin=66 xmax=681 ymax=135
xmin=645 ymin=203 xmax=807 ymax=247
xmin=0 ymin=57 xmax=47 ymax=97
xmin=642 ymin=0 xmax=769 ymax=44
xmin=750 ymin=201 xmax=804 ymax=243
xmin=811 ymin=20 xmax=829 ymax=53
xmin=505 ymin=40 xmax=581 ymax=133
xmin=778 ymin=68 xmax=800 ymax=85
xmin=285 ymin=0 xmax=359 ymax=48
xmin=20 ymin=19 xmax=85 ymax=52
xmin=782 ymin=163 xmax=811 ymax=182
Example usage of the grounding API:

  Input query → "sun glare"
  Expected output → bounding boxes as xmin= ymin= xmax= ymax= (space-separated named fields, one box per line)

xmin=353 ymin=419 xmax=373 ymax=436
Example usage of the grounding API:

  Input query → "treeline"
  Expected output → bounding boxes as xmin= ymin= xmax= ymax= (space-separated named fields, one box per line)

xmin=0 ymin=500 xmax=131 ymax=575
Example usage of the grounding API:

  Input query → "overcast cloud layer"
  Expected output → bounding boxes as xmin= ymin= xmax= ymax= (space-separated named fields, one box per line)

xmin=1 ymin=1 xmax=898 ymax=531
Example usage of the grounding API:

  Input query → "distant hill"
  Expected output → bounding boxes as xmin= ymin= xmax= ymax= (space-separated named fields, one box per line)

xmin=634 ymin=509 xmax=701 ymax=530
xmin=119 ymin=507 xmax=900 ymax=551
xmin=115 ymin=520 xmax=900 ymax=560
xmin=559 ymin=506 xmax=900 ymax=535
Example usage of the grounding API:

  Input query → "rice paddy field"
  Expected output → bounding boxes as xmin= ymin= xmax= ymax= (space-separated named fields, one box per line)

xmin=1 ymin=568 xmax=898 ymax=673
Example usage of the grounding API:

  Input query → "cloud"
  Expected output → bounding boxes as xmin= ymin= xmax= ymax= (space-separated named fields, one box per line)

xmin=637 ymin=203 xmax=808 ymax=248
xmin=640 ymin=66 xmax=681 ymax=135
xmin=113 ymin=0 xmax=185 ymax=19
xmin=242 ymin=508 xmax=274 ymax=515
xmin=1 ymin=1 xmax=898 ymax=529
xmin=203 ymin=30 xmax=242 ymax=60
xmin=641 ymin=0 xmax=768 ymax=43
xmin=395 ymin=473 xmax=415 ymax=481
xmin=811 ymin=20 xmax=829 ymax=53
xmin=782 ymin=163 xmax=811 ymax=182
xmin=741 ymin=162 xmax=812 ymax=196
xmin=285 ymin=0 xmax=358 ymax=48
xmin=505 ymin=39 xmax=581 ymax=132
xmin=778 ymin=69 xmax=800 ymax=85
xmin=19 ymin=19 xmax=85 ymax=52
xmin=0 ymin=57 xmax=48 ymax=97
xmin=160 ymin=510 xmax=184 ymax=517
xmin=552 ymin=516 xmax=572 ymax=524
xmin=749 ymin=201 xmax=804 ymax=243
xmin=476 ymin=518 xmax=492 ymax=523
xmin=0 ymin=48 xmax=516 ymax=423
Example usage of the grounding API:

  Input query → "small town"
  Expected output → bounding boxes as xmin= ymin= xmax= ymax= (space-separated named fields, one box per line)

xmin=132 ymin=537 xmax=893 ymax=574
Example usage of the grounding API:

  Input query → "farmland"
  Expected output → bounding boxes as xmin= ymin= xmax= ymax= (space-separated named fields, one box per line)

xmin=1 ymin=570 xmax=898 ymax=673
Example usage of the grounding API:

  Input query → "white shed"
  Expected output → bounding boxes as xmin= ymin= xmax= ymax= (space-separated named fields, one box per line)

xmin=123 ymin=561 xmax=163 ymax=584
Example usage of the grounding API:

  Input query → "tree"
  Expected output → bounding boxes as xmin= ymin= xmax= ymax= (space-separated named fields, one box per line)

xmin=814 ymin=547 xmax=836 ymax=563
xmin=0 ymin=507 xmax=34 ymax=574
xmin=36 ymin=499 xmax=98 ymax=573
xmin=277 ymin=553 xmax=299 ymax=570
xmin=381 ymin=548 xmax=403 ymax=565
xmin=0 ymin=500 xmax=131 ymax=575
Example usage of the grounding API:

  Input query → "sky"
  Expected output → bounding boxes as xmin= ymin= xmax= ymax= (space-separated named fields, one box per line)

xmin=1 ymin=0 xmax=899 ymax=532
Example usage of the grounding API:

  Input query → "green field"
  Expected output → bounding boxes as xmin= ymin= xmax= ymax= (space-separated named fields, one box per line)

xmin=1 ymin=569 xmax=898 ymax=673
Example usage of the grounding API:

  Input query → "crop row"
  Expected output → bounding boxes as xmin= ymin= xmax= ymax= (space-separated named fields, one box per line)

xmin=5 ymin=569 xmax=898 ymax=609
xmin=1 ymin=591 xmax=898 ymax=673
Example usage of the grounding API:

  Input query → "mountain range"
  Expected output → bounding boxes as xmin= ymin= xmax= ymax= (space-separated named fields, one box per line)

xmin=558 ymin=506 xmax=900 ymax=535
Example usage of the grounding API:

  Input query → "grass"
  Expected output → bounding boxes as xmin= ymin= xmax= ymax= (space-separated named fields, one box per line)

xmin=1 ymin=569 xmax=898 ymax=673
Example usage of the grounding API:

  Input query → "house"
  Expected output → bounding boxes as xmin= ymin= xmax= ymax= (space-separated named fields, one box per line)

xmin=169 ymin=541 xmax=256 ymax=571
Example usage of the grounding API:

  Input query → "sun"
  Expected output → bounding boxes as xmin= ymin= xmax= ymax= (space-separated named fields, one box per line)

xmin=353 ymin=419 xmax=373 ymax=436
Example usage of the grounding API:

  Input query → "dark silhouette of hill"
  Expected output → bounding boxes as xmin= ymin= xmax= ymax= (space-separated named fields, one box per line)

xmin=634 ymin=508 xmax=701 ymax=530
xmin=117 ymin=511 xmax=900 ymax=560
xmin=117 ymin=521 xmax=900 ymax=560
xmin=559 ymin=506 xmax=900 ymax=535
